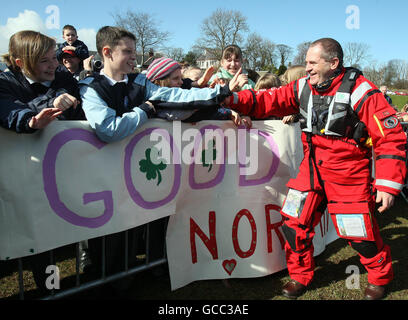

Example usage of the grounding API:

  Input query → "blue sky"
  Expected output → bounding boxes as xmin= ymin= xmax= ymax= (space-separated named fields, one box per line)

xmin=0 ymin=0 xmax=407 ymax=67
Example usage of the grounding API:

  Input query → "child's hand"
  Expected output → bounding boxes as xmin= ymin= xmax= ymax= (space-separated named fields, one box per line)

xmin=63 ymin=45 xmax=76 ymax=51
xmin=235 ymin=74 xmax=248 ymax=91
xmin=229 ymin=68 xmax=243 ymax=92
xmin=282 ymin=115 xmax=296 ymax=124
xmin=230 ymin=110 xmax=245 ymax=127
xmin=53 ymin=93 xmax=78 ymax=111
xmin=241 ymin=116 xmax=252 ymax=129
xmin=29 ymin=108 xmax=62 ymax=129
xmin=197 ymin=66 xmax=214 ymax=88
xmin=210 ymin=76 xmax=226 ymax=88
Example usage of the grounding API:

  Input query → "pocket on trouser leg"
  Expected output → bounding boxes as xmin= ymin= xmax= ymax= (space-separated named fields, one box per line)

xmin=327 ymin=202 xmax=375 ymax=241
xmin=281 ymin=188 xmax=323 ymax=226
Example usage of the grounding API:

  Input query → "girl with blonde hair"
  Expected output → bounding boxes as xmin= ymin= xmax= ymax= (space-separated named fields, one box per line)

xmin=280 ymin=65 xmax=307 ymax=85
xmin=0 ymin=30 xmax=84 ymax=132
xmin=254 ymin=73 xmax=281 ymax=90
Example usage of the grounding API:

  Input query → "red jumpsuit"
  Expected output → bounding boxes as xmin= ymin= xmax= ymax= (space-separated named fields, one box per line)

xmin=228 ymin=68 xmax=406 ymax=286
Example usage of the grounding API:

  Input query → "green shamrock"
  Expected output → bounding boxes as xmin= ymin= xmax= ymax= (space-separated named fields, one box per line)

xmin=139 ymin=148 xmax=167 ymax=186
xmin=201 ymin=139 xmax=217 ymax=172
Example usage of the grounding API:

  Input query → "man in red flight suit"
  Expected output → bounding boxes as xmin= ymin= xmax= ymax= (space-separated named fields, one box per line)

xmin=226 ymin=38 xmax=406 ymax=300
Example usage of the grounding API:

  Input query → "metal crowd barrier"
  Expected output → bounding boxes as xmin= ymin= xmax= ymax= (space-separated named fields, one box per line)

xmin=4 ymin=221 xmax=167 ymax=300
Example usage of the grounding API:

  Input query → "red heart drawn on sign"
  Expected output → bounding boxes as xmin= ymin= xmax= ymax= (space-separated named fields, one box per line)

xmin=222 ymin=259 xmax=237 ymax=276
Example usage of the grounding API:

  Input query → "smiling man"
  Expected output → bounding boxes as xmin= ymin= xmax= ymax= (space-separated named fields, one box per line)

xmin=59 ymin=50 xmax=83 ymax=80
xmin=226 ymin=38 xmax=407 ymax=300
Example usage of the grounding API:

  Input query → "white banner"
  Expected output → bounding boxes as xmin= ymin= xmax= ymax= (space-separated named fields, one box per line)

xmin=165 ymin=120 xmax=337 ymax=290
xmin=0 ymin=120 xmax=337 ymax=290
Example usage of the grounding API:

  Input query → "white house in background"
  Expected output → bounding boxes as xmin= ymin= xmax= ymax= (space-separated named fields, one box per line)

xmin=196 ymin=50 xmax=219 ymax=69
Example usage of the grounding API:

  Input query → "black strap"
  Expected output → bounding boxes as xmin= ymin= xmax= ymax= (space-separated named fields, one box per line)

xmin=376 ymin=155 xmax=406 ymax=161
xmin=354 ymin=89 xmax=381 ymax=114
xmin=293 ymin=80 xmax=299 ymax=105
xmin=306 ymin=133 xmax=325 ymax=189
xmin=249 ymin=89 xmax=257 ymax=113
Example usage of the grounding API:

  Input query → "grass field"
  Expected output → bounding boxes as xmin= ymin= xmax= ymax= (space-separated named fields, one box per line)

xmin=390 ymin=94 xmax=408 ymax=110
xmin=1 ymin=194 xmax=407 ymax=300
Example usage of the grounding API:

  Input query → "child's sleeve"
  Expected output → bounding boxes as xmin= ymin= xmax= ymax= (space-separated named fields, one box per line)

xmin=183 ymin=107 xmax=232 ymax=123
xmin=143 ymin=75 xmax=232 ymax=110
xmin=79 ymin=82 xmax=149 ymax=143
xmin=75 ymin=41 xmax=90 ymax=60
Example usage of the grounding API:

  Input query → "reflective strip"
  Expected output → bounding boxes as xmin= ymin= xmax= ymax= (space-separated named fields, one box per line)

xmin=324 ymin=95 xmax=339 ymax=135
xmin=303 ymin=91 xmax=314 ymax=132
xmin=329 ymin=110 xmax=347 ymax=120
xmin=299 ymin=108 xmax=308 ymax=118
xmin=375 ymin=179 xmax=404 ymax=191
xmin=350 ymin=82 xmax=372 ymax=109
xmin=233 ymin=92 xmax=238 ymax=105
xmin=297 ymin=78 xmax=307 ymax=101
xmin=373 ymin=114 xmax=385 ymax=137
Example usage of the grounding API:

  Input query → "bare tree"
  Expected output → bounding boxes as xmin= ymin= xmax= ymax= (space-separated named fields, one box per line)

xmin=244 ymin=33 xmax=277 ymax=71
xmin=276 ymin=44 xmax=293 ymax=67
xmin=292 ymin=41 xmax=312 ymax=65
xmin=363 ymin=61 xmax=387 ymax=86
xmin=384 ymin=59 xmax=408 ymax=88
xmin=343 ymin=42 xmax=370 ymax=68
xmin=163 ymin=47 xmax=185 ymax=62
xmin=111 ymin=10 xmax=170 ymax=66
xmin=195 ymin=8 xmax=249 ymax=61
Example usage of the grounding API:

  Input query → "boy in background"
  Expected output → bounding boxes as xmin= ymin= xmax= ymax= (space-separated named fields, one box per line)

xmin=56 ymin=24 xmax=89 ymax=62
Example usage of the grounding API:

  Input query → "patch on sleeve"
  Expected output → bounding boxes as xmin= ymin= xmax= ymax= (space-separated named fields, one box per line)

xmin=383 ymin=116 xmax=398 ymax=129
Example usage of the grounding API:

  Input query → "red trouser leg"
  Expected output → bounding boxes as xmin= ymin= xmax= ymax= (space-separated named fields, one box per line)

xmin=351 ymin=217 xmax=393 ymax=285
xmin=281 ymin=190 xmax=325 ymax=286
xmin=324 ymin=180 xmax=394 ymax=286
xmin=359 ymin=244 xmax=393 ymax=285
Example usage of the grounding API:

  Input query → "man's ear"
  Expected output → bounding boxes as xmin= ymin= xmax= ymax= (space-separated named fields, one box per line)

xmin=330 ymin=57 xmax=340 ymax=71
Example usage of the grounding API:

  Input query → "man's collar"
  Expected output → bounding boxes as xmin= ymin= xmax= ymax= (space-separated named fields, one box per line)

xmin=100 ymin=70 xmax=128 ymax=86
xmin=313 ymin=67 xmax=343 ymax=92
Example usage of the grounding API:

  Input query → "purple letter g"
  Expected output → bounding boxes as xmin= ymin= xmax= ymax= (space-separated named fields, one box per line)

xmin=43 ymin=129 xmax=113 ymax=228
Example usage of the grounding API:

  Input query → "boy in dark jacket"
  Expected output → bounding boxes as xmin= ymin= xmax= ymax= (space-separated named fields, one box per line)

xmin=56 ymin=24 xmax=89 ymax=63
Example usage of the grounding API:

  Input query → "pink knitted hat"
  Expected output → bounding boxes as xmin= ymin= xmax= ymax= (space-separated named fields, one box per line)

xmin=146 ymin=57 xmax=181 ymax=82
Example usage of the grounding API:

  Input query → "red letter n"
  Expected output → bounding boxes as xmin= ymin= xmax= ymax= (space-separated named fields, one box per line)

xmin=190 ymin=211 xmax=218 ymax=264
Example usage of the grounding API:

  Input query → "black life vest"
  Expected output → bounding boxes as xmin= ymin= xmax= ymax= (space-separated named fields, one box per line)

xmin=297 ymin=68 xmax=367 ymax=141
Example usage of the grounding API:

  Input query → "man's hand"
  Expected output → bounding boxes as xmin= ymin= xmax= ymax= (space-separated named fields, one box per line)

xmin=376 ymin=190 xmax=395 ymax=213
xmin=29 ymin=108 xmax=63 ymax=129
xmin=83 ymin=55 xmax=93 ymax=71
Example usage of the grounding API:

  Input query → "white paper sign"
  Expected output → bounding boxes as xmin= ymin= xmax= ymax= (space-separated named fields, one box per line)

xmin=0 ymin=120 xmax=338 ymax=291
